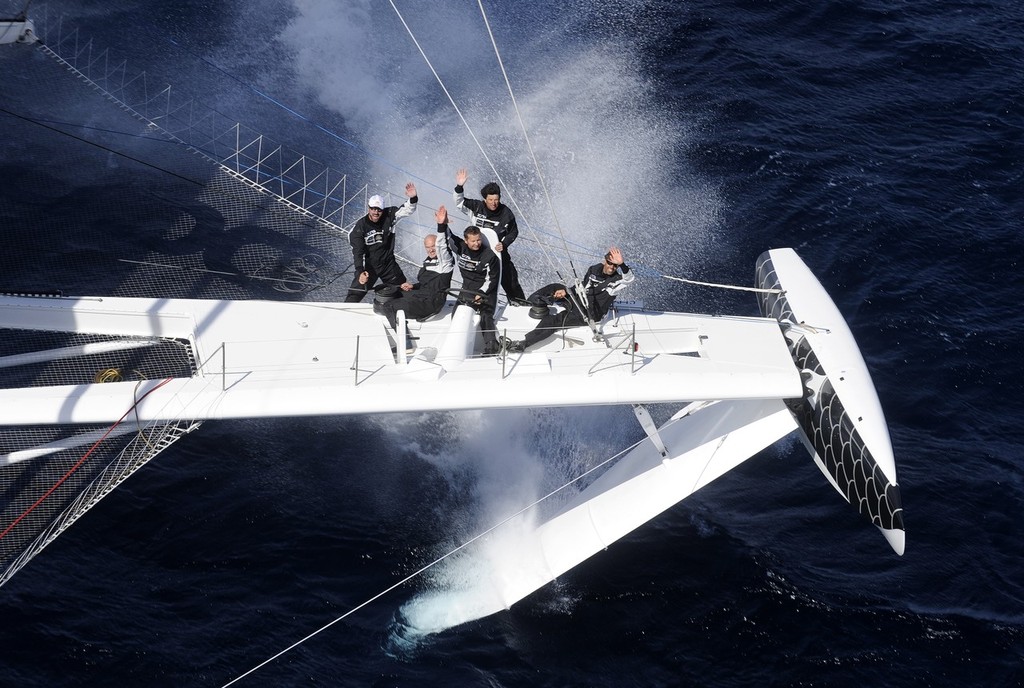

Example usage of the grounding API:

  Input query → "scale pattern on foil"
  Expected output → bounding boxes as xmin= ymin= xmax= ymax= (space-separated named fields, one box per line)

xmin=755 ymin=252 xmax=903 ymax=533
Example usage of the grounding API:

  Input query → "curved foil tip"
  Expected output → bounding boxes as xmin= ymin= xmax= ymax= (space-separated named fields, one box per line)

xmin=880 ymin=526 xmax=906 ymax=556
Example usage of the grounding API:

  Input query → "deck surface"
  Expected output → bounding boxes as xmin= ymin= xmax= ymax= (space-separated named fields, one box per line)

xmin=0 ymin=294 xmax=804 ymax=424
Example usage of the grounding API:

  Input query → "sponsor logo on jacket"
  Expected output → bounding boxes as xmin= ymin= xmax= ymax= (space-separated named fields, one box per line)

xmin=456 ymin=254 xmax=488 ymax=273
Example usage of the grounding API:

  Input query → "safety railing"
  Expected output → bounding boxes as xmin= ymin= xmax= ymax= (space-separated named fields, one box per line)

xmin=588 ymin=324 xmax=638 ymax=376
xmin=32 ymin=11 xmax=362 ymax=234
xmin=185 ymin=319 xmax=708 ymax=387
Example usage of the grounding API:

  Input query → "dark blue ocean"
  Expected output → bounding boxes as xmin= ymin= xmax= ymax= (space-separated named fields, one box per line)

xmin=2 ymin=0 xmax=1023 ymax=686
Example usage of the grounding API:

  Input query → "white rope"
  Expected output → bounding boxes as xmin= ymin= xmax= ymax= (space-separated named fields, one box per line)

xmin=661 ymin=274 xmax=784 ymax=294
xmin=221 ymin=432 xmax=649 ymax=687
xmin=475 ymin=0 xmax=578 ymax=282
xmin=387 ymin=1 xmax=566 ymax=283
xmin=473 ymin=0 xmax=597 ymax=333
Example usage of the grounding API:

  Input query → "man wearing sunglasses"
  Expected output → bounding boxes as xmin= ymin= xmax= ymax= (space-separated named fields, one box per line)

xmin=345 ymin=182 xmax=418 ymax=302
xmin=500 ymin=247 xmax=634 ymax=353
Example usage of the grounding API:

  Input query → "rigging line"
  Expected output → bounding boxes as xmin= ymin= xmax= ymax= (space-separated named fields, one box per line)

xmin=661 ymin=274 xmax=783 ymax=294
xmin=0 ymin=110 xmax=186 ymax=146
xmin=163 ymin=38 xmax=446 ymax=195
xmin=471 ymin=1 xmax=601 ymax=334
xmin=222 ymin=431 xmax=650 ymax=687
xmin=386 ymin=1 xmax=566 ymax=284
xmin=0 ymin=377 xmax=175 ymax=543
xmin=476 ymin=0 xmax=578 ymax=282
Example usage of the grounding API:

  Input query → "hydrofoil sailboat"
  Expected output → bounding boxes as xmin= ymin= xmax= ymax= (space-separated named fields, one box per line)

xmin=0 ymin=5 xmax=903 ymax=637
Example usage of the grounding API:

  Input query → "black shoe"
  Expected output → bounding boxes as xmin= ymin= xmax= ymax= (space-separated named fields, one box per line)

xmin=499 ymin=336 xmax=524 ymax=354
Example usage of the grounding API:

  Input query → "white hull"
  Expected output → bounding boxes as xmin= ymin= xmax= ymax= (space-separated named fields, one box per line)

xmin=470 ymin=398 xmax=799 ymax=619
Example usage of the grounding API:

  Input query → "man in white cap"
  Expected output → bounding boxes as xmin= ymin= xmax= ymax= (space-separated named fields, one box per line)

xmin=344 ymin=182 xmax=418 ymax=302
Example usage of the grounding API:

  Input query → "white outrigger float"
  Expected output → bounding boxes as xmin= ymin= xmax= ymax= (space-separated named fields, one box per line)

xmin=0 ymin=244 xmax=904 ymax=610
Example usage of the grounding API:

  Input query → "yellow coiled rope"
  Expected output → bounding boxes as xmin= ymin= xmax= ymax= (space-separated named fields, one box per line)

xmin=93 ymin=368 xmax=122 ymax=383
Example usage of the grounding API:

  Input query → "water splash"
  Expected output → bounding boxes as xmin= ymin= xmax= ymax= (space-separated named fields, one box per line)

xmin=361 ymin=406 xmax=637 ymax=635
xmin=277 ymin=0 xmax=719 ymax=288
xmin=396 ymin=510 xmax=545 ymax=635
xmin=383 ymin=607 xmax=430 ymax=659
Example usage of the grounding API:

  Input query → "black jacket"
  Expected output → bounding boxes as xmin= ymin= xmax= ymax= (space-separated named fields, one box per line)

xmin=582 ymin=262 xmax=634 ymax=320
xmin=443 ymin=223 xmax=500 ymax=300
xmin=453 ymin=187 xmax=519 ymax=247
xmin=413 ymin=228 xmax=455 ymax=295
xmin=349 ymin=197 xmax=417 ymax=273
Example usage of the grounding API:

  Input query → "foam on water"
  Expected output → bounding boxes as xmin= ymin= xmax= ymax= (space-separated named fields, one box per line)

xmin=397 ymin=511 xmax=546 ymax=634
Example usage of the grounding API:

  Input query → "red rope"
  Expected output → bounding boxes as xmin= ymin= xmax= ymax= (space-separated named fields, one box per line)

xmin=0 ymin=377 xmax=175 ymax=542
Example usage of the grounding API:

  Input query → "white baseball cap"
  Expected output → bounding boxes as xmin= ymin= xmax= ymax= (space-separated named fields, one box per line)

xmin=368 ymin=195 xmax=385 ymax=210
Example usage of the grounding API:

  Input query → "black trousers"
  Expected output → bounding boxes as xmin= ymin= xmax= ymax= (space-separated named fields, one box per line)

xmin=500 ymin=249 xmax=525 ymax=301
xmin=379 ymin=291 xmax=447 ymax=330
xmin=344 ymin=261 xmax=407 ymax=303
xmin=523 ymin=282 xmax=587 ymax=348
